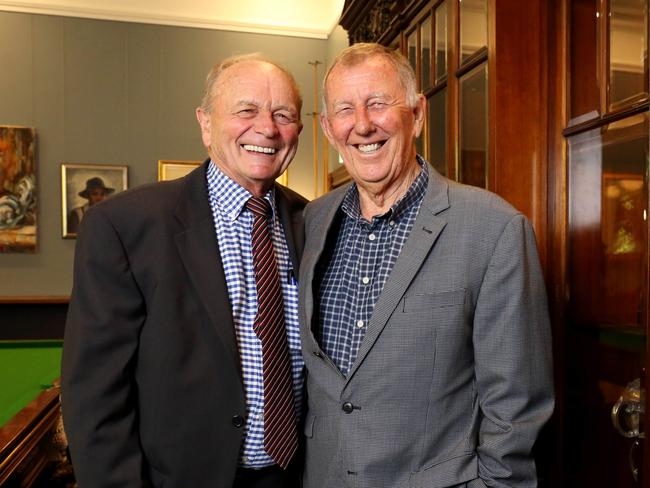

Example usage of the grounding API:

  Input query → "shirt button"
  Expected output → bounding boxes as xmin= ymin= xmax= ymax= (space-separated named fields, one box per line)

xmin=361 ymin=276 xmax=370 ymax=285
xmin=368 ymin=233 xmax=376 ymax=241
xmin=356 ymin=320 xmax=364 ymax=328
xmin=389 ymin=220 xmax=395 ymax=227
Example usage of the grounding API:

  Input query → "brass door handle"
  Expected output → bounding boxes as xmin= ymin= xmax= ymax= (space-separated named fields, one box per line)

xmin=611 ymin=378 xmax=645 ymax=439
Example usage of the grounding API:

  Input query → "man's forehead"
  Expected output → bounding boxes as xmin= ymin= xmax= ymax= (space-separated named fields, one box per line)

xmin=217 ymin=60 xmax=286 ymax=88
xmin=329 ymin=55 xmax=395 ymax=79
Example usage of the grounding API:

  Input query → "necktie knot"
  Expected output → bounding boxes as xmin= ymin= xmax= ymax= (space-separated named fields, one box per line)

xmin=247 ymin=196 xmax=272 ymax=218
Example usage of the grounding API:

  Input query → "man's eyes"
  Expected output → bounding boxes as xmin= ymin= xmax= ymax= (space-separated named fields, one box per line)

xmin=235 ymin=108 xmax=296 ymax=123
xmin=335 ymin=107 xmax=353 ymax=116
xmin=273 ymin=112 xmax=297 ymax=123
xmin=236 ymin=108 xmax=257 ymax=116
xmin=334 ymin=102 xmax=387 ymax=115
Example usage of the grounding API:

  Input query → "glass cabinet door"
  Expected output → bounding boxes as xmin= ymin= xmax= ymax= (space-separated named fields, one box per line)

xmin=567 ymin=113 xmax=648 ymax=487
xmin=609 ymin=0 xmax=648 ymax=108
xmin=458 ymin=64 xmax=488 ymax=187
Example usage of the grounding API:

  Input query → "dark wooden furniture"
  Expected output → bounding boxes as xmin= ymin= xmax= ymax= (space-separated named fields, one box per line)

xmin=0 ymin=382 xmax=62 ymax=487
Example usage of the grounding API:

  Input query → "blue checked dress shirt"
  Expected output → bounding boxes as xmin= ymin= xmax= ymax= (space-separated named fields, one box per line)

xmin=206 ymin=162 xmax=303 ymax=468
xmin=316 ymin=157 xmax=429 ymax=376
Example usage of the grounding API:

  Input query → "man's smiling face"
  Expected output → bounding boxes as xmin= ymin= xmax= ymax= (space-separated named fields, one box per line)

xmin=321 ymin=55 xmax=424 ymax=196
xmin=197 ymin=60 xmax=302 ymax=196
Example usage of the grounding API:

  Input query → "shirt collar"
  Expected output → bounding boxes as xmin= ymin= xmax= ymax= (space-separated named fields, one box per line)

xmin=340 ymin=156 xmax=429 ymax=223
xmin=206 ymin=160 xmax=276 ymax=221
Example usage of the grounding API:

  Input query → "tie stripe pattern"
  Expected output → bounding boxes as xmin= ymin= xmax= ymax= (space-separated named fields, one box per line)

xmin=246 ymin=196 xmax=298 ymax=469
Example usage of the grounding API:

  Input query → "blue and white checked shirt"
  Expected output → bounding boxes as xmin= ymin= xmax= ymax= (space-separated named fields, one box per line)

xmin=316 ymin=158 xmax=429 ymax=375
xmin=206 ymin=162 xmax=304 ymax=468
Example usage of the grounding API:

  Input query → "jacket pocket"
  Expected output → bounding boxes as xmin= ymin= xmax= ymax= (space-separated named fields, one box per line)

xmin=409 ymin=452 xmax=477 ymax=488
xmin=403 ymin=289 xmax=466 ymax=313
xmin=303 ymin=412 xmax=315 ymax=438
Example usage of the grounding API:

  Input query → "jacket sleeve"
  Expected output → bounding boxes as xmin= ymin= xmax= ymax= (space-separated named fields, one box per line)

xmin=472 ymin=214 xmax=554 ymax=487
xmin=61 ymin=205 xmax=147 ymax=487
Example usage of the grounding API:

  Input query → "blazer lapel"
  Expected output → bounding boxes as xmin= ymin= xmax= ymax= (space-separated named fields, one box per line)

xmin=301 ymin=186 xmax=349 ymax=359
xmin=275 ymin=185 xmax=304 ymax=277
xmin=173 ymin=160 xmax=241 ymax=378
xmin=345 ymin=169 xmax=450 ymax=384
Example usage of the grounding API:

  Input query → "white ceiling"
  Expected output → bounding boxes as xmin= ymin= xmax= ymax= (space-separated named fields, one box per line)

xmin=0 ymin=0 xmax=346 ymax=38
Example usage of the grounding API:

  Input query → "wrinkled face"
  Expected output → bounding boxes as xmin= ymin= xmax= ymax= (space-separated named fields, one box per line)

xmin=196 ymin=61 xmax=302 ymax=195
xmin=321 ymin=57 xmax=425 ymax=194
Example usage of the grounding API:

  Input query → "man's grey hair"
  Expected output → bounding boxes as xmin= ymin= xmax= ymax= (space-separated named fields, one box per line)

xmin=321 ymin=43 xmax=419 ymax=116
xmin=199 ymin=53 xmax=303 ymax=114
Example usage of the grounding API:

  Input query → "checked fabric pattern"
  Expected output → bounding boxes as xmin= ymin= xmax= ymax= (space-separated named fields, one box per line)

xmin=246 ymin=196 xmax=298 ymax=469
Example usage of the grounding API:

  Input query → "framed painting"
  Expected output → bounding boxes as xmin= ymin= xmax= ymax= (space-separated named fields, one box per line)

xmin=158 ymin=159 xmax=289 ymax=186
xmin=0 ymin=126 xmax=37 ymax=253
xmin=158 ymin=160 xmax=202 ymax=181
xmin=61 ymin=163 xmax=128 ymax=238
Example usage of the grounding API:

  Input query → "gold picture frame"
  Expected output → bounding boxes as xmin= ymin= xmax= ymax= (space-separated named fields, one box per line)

xmin=61 ymin=163 xmax=128 ymax=239
xmin=157 ymin=159 xmax=289 ymax=187
xmin=158 ymin=160 xmax=202 ymax=181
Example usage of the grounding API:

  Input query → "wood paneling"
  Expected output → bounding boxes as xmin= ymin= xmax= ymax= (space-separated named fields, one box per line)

xmin=490 ymin=0 xmax=549 ymax=266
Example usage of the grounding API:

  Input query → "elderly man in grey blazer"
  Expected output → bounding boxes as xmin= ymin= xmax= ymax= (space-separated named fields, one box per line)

xmin=299 ymin=42 xmax=554 ymax=488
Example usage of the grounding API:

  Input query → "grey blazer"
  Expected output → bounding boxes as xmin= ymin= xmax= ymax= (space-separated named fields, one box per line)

xmin=299 ymin=167 xmax=554 ymax=488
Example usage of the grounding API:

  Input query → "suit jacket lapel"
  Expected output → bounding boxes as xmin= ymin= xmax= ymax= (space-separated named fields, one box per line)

xmin=275 ymin=185 xmax=304 ymax=276
xmin=173 ymin=160 xmax=241 ymax=378
xmin=345 ymin=169 xmax=450 ymax=384
xmin=301 ymin=186 xmax=349 ymax=357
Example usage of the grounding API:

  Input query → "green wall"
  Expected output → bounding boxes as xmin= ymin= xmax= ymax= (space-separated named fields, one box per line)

xmin=0 ymin=11 xmax=330 ymax=297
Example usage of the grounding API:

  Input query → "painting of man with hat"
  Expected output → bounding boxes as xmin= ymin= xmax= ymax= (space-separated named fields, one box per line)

xmin=67 ymin=177 xmax=115 ymax=234
xmin=61 ymin=163 xmax=127 ymax=238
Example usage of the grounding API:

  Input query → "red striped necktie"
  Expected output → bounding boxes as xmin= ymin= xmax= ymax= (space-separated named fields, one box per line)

xmin=246 ymin=196 xmax=298 ymax=469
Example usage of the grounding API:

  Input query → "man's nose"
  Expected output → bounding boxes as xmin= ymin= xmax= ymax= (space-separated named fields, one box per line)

xmin=354 ymin=108 xmax=374 ymax=135
xmin=254 ymin=111 xmax=279 ymax=138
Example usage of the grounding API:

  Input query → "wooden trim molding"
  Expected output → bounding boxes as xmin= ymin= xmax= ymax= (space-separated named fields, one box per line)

xmin=0 ymin=385 xmax=61 ymax=486
xmin=0 ymin=296 xmax=70 ymax=304
xmin=329 ymin=165 xmax=351 ymax=189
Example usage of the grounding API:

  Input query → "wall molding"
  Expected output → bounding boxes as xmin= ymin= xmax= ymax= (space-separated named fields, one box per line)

xmin=0 ymin=1 xmax=338 ymax=39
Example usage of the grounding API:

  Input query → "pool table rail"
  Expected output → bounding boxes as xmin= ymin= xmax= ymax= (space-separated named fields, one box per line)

xmin=0 ymin=383 xmax=61 ymax=486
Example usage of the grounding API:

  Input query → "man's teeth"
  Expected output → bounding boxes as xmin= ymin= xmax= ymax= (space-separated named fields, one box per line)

xmin=242 ymin=144 xmax=276 ymax=154
xmin=358 ymin=143 xmax=382 ymax=153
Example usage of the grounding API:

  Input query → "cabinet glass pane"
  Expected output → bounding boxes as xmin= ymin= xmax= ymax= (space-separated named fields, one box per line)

xmin=421 ymin=15 xmax=432 ymax=89
xmin=566 ymin=114 xmax=648 ymax=486
xmin=609 ymin=0 xmax=648 ymax=106
xmin=569 ymin=113 xmax=648 ymax=329
xmin=435 ymin=1 xmax=448 ymax=81
xmin=407 ymin=29 xmax=417 ymax=77
xmin=458 ymin=64 xmax=487 ymax=188
xmin=428 ymin=89 xmax=447 ymax=176
xmin=460 ymin=0 xmax=487 ymax=63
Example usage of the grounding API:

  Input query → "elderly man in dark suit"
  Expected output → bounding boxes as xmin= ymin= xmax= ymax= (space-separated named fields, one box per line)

xmin=299 ymin=43 xmax=554 ymax=488
xmin=62 ymin=53 xmax=306 ymax=488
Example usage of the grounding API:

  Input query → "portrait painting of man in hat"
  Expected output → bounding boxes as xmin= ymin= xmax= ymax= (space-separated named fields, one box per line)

xmin=61 ymin=163 xmax=128 ymax=238
xmin=67 ymin=177 xmax=115 ymax=234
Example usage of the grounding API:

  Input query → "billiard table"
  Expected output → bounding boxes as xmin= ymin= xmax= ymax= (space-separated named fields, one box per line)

xmin=0 ymin=340 xmax=63 ymax=486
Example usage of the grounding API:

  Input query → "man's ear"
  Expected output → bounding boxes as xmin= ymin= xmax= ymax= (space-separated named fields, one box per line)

xmin=413 ymin=94 xmax=426 ymax=139
xmin=320 ymin=113 xmax=335 ymax=145
xmin=196 ymin=107 xmax=212 ymax=148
